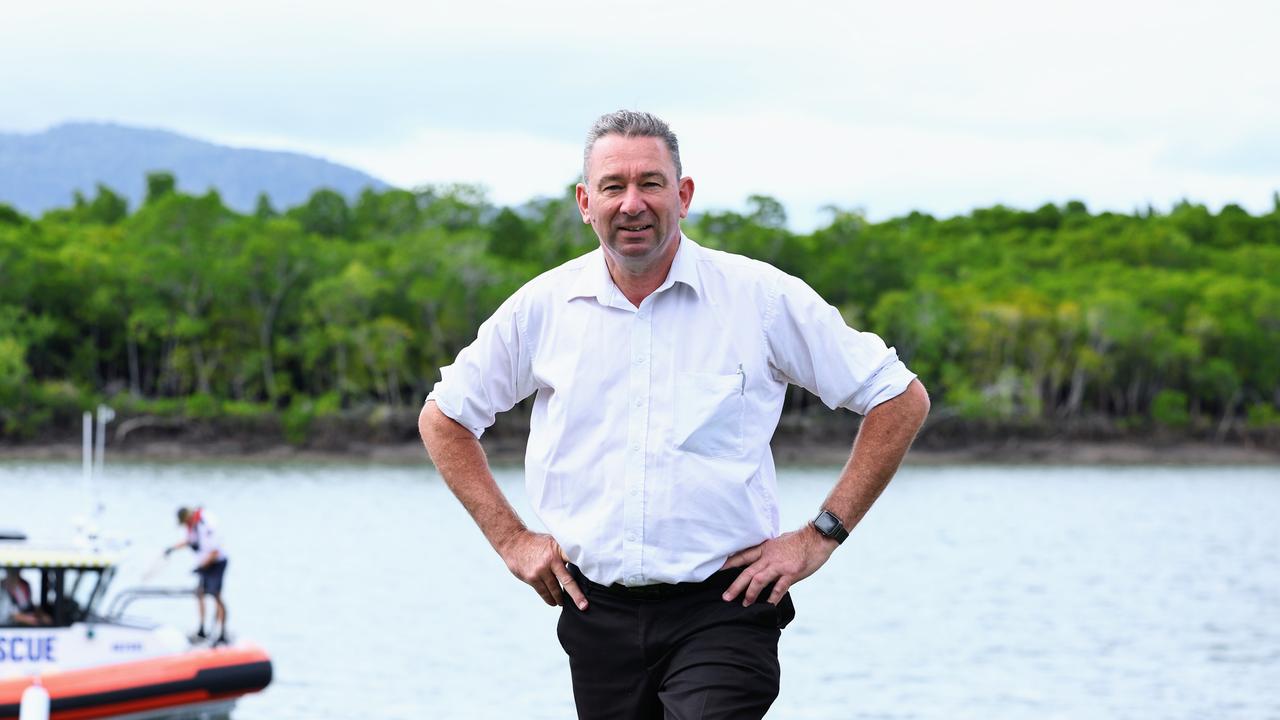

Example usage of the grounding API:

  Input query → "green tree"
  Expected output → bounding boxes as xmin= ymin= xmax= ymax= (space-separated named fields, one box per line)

xmin=294 ymin=189 xmax=352 ymax=238
xmin=254 ymin=193 xmax=278 ymax=219
xmin=0 ymin=204 xmax=25 ymax=226
xmin=488 ymin=208 xmax=538 ymax=261
xmin=145 ymin=172 xmax=176 ymax=204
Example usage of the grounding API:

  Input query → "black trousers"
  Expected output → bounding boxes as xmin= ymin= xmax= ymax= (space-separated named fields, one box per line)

xmin=558 ymin=564 xmax=795 ymax=720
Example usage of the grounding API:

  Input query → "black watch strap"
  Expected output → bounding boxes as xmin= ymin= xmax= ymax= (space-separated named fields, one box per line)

xmin=812 ymin=509 xmax=849 ymax=544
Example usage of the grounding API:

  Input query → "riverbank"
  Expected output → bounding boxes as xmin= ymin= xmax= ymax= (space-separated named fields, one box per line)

xmin=5 ymin=405 xmax=1278 ymax=466
xmin=2 ymin=437 xmax=1276 ymax=466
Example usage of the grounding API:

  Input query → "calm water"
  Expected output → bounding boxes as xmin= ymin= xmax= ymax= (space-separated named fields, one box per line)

xmin=2 ymin=460 xmax=1278 ymax=720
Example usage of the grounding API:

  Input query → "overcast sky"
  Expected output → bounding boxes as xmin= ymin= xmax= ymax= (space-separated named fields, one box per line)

xmin=4 ymin=0 xmax=1277 ymax=230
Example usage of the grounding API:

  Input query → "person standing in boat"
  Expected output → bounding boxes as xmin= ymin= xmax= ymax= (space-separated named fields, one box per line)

xmin=420 ymin=110 xmax=930 ymax=718
xmin=165 ymin=506 xmax=229 ymax=645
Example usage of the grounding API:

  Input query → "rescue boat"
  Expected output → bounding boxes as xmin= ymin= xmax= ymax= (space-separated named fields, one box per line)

xmin=0 ymin=543 xmax=272 ymax=719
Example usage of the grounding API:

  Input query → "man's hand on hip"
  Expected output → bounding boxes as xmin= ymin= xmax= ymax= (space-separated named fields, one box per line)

xmin=498 ymin=529 xmax=589 ymax=611
xmin=719 ymin=525 xmax=838 ymax=606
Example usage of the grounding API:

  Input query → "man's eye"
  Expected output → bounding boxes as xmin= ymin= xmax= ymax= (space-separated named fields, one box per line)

xmin=603 ymin=185 xmax=622 ymax=192
xmin=644 ymin=182 xmax=662 ymax=188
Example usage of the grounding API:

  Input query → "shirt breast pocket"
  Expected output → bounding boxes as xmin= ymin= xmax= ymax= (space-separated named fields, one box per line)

xmin=673 ymin=371 xmax=744 ymax=458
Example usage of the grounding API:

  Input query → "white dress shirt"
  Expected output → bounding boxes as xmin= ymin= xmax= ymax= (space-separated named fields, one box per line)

xmin=428 ymin=235 xmax=916 ymax=586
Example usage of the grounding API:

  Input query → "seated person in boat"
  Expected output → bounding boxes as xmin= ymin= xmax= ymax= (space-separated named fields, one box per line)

xmin=1 ymin=569 xmax=52 ymax=626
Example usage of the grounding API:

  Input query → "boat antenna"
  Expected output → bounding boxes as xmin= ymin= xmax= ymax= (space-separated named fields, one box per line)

xmin=80 ymin=405 xmax=115 ymax=551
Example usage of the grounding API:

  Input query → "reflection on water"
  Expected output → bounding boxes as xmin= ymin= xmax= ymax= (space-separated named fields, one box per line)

xmin=2 ymin=461 xmax=1278 ymax=719
xmin=152 ymin=711 xmax=230 ymax=720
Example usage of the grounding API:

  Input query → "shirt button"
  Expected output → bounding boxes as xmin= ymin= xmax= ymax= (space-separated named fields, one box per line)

xmin=629 ymin=575 xmax=642 ymax=584
xmin=630 ymin=487 xmax=639 ymax=496
xmin=631 ymin=442 xmax=640 ymax=451
xmin=634 ymin=397 xmax=644 ymax=407
xmin=626 ymin=532 xmax=637 ymax=542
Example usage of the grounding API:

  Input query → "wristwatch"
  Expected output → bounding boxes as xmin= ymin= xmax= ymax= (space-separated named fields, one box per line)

xmin=811 ymin=509 xmax=849 ymax=545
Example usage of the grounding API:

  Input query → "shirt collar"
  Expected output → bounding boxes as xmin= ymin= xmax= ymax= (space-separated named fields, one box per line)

xmin=662 ymin=234 xmax=704 ymax=298
xmin=565 ymin=248 xmax=613 ymax=305
xmin=567 ymin=234 xmax=704 ymax=305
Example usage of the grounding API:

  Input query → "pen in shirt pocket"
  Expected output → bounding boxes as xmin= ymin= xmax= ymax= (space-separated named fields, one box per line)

xmin=737 ymin=363 xmax=745 ymax=395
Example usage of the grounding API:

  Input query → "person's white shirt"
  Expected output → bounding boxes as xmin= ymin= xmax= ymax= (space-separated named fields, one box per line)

xmin=428 ymin=235 xmax=916 ymax=586
xmin=182 ymin=510 xmax=227 ymax=568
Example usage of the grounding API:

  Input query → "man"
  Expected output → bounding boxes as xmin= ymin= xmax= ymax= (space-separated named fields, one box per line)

xmin=165 ymin=506 xmax=230 ymax=645
xmin=420 ymin=110 xmax=930 ymax=719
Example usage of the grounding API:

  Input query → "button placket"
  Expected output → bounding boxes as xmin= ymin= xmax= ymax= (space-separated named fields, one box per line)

xmin=621 ymin=303 xmax=652 ymax=584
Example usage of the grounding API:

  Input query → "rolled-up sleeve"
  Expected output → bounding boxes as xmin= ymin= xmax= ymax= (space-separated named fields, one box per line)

xmin=764 ymin=273 xmax=916 ymax=415
xmin=426 ymin=293 xmax=535 ymax=438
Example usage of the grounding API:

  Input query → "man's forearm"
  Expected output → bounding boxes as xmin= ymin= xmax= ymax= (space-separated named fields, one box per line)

xmin=822 ymin=379 xmax=930 ymax=531
xmin=719 ymin=380 xmax=929 ymax=605
xmin=419 ymin=401 xmax=527 ymax=554
xmin=421 ymin=401 xmax=587 ymax=609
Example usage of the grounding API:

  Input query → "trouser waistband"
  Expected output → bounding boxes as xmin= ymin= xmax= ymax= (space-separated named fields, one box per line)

xmin=567 ymin=564 xmax=742 ymax=601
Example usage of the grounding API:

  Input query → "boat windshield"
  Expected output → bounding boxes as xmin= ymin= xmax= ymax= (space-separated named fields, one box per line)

xmin=1 ymin=565 xmax=115 ymax=628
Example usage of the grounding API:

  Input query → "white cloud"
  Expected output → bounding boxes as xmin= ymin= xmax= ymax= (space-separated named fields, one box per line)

xmin=327 ymin=128 xmax=582 ymax=205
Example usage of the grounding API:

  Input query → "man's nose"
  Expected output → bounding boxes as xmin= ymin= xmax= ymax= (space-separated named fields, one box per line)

xmin=619 ymin=185 xmax=645 ymax=215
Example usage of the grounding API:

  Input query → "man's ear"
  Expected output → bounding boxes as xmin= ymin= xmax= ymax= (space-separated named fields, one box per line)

xmin=575 ymin=183 xmax=591 ymax=224
xmin=678 ymin=176 xmax=695 ymax=219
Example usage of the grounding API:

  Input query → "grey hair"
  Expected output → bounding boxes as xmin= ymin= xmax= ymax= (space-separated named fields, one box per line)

xmin=582 ymin=110 xmax=682 ymax=183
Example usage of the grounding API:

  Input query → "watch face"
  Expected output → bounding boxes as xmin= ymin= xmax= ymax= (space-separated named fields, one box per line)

xmin=815 ymin=512 xmax=839 ymax=534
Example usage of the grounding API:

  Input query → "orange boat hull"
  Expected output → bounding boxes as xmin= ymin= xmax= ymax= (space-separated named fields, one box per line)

xmin=0 ymin=645 xmax=271 ymax=719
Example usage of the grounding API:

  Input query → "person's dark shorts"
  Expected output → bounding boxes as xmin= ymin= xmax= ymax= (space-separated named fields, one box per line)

xmin=197 ymin=559 xmax=228 ymax=595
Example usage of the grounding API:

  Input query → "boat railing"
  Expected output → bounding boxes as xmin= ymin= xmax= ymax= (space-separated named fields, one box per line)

xmin=105 ymin=586 xmax=197 ymax=619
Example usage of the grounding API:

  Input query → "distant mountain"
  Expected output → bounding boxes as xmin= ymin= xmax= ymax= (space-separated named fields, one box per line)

xmin=0 ymin=122 xmax=390 ymax=216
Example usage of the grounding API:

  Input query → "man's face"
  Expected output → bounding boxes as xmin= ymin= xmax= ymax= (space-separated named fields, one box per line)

xmin=576 ymin=134 xmax=694 ymax=274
